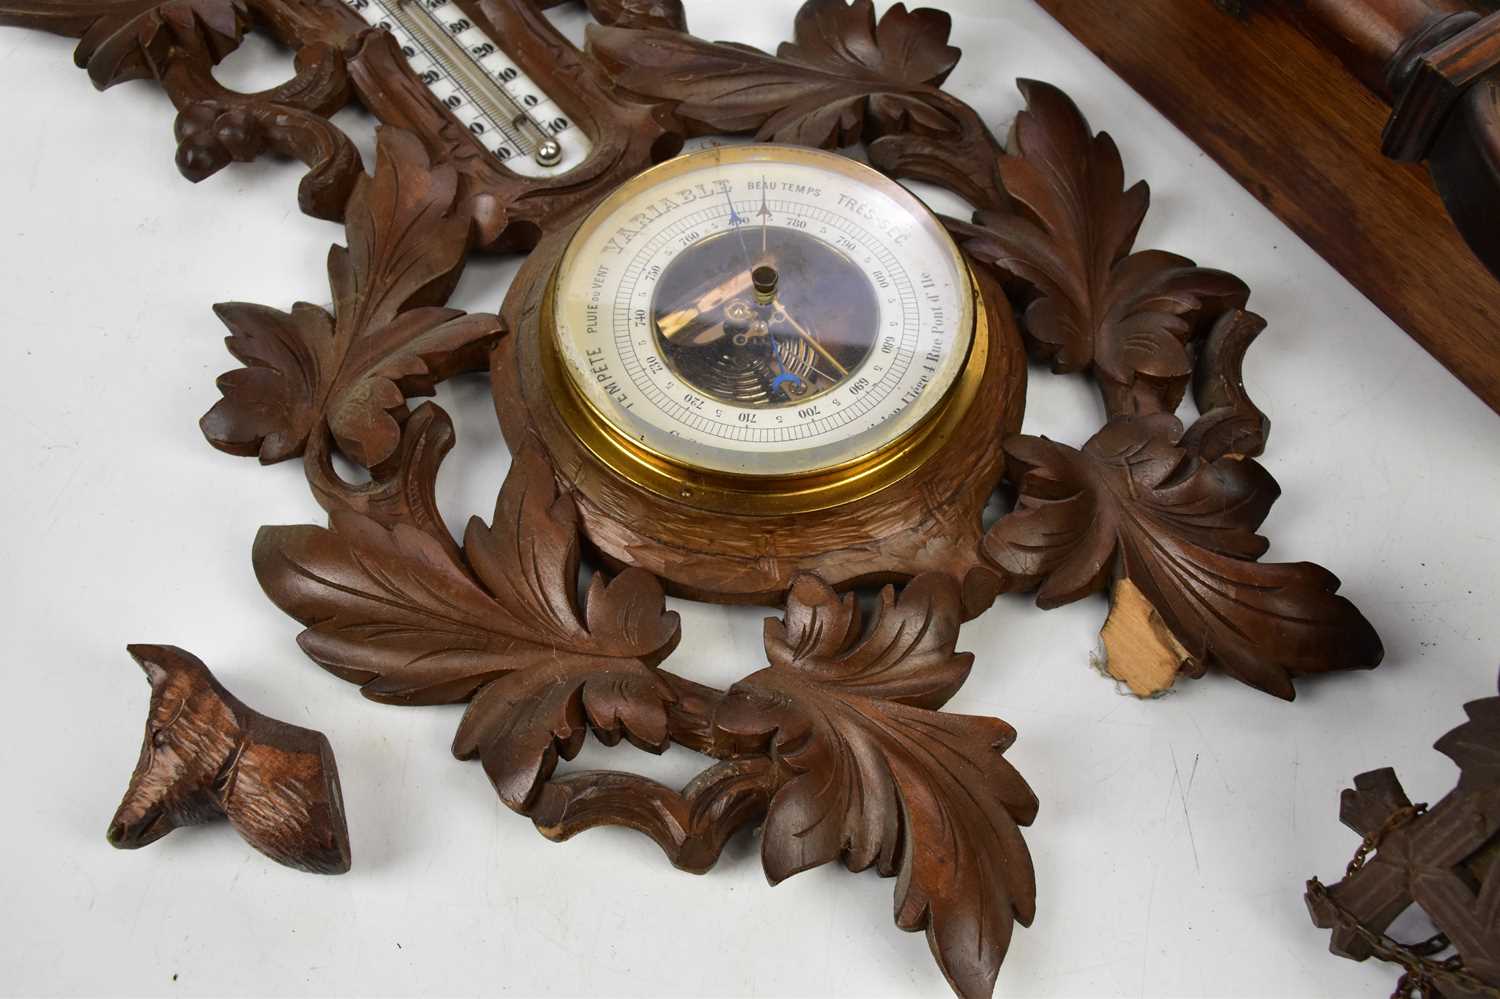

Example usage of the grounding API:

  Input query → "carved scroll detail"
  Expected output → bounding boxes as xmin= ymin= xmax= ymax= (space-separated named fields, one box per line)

xmin=163 ymin=44 xmax=359 ymax=220
xmin=0 ymin=0 xmax=365 ymax=212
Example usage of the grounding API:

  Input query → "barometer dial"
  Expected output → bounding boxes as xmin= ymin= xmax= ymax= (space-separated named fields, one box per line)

xmin=342 ymin=0 xmax=590 ymax=175
xmin=548 ymin=145 xmax=976 ymax=479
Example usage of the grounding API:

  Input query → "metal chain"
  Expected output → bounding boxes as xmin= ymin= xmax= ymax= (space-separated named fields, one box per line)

xmin=1309 ymin=802 xmax=1500 ymax=999
xmin=1346 ymin=804 xmax=1427 ymax=877
xmin=1307 ymin=880 xmax=1498 ymax=998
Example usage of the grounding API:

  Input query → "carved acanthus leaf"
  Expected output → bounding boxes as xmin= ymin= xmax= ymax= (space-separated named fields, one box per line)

xmin=586 ymin=0 xmax=964 ymax=148
xmin=254 ymin=445 xmax=681 ymax=811
xmin=983 ymin=415 xmax=1383 ymax=698
xmin=781 ymin=0 xmax=961 ymax=87
xmin=954 ymin=80 xmax=1247 ymax=408
xmin=713 ymin=573 xmax=1037 ymax=999
xmin=0 ymin=0 xmax=247 ymax=89
xmin=201 ymin=128 xmax=502 ymax=467
xmin=581 ymin=0 xmax=687 ymax=32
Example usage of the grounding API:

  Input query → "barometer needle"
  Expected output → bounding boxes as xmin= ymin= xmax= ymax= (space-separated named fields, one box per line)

xmin=779 ymin=310 xmax=849 ymax=379
xmin=656 ymin=271 xmax=755 ymax=339
xmin=757 ymin=178 xmax=773 ymax=258
xmin=722 ymin=182 xmax=753 ymax=272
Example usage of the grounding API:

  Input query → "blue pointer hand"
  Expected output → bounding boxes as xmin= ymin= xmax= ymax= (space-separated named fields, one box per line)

xmin=722 ymin=181 xmax=754 ymax=271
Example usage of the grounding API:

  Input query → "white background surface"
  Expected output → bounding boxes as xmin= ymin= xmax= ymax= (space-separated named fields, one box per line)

xmin=2 ymin=1 xmax=1498 ymax=996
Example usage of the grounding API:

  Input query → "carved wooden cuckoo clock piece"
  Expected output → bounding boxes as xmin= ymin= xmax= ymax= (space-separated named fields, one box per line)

xmin=0 ymin=0 xmax=1386 ymax=994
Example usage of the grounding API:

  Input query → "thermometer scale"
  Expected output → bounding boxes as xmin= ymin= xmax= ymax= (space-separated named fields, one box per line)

xmin=342 ymin=0 xmax=590 ymax=175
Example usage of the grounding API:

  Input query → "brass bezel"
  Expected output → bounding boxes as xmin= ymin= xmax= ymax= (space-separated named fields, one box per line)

xmin=539 ymin=145 xmax=990 ymax=515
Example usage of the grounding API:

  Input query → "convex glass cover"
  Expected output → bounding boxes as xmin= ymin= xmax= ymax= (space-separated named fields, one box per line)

xmin=548 ymin=144 xmax=976 ymax=478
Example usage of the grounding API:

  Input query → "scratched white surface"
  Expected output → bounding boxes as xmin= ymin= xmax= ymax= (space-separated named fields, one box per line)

xmin=1 ymin=1 xmax=1498 ymax=996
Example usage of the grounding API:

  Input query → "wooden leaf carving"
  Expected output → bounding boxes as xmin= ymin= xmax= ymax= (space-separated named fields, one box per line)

xmin=984 ymin=415 xmax=1382 ymax=698
xmin=714 ymin=573 xmax=1037 ymax=999
xmin=201 ymin=128 xmax=502 ymax=467
xmin=954 ymin=80 xmax=1247 ymax=407
xmin=1435 ymin=673 xmax=1500 ymax=792
xmin=781 ymin=0 xmax=960 ymax=88
xmin=587 ymin=0 xmax=964 ymax=147
xmin=581 ymin=0 xmax=687 ymax=32
xmin=0 ymin=0 xmax=247 ymax=89
xmin=254 ymin=445 xmax=681 ymax=812
xmin=202 ymin=300 xmax=336 ymax=464
xmin=326 ymin=307 xmax=500 ymax=467
xmin=329 ymin=128 xmax=471 ymax=335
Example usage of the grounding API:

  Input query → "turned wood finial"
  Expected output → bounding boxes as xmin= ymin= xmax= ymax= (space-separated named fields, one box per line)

xmin=108 ymin=645 xmax=352 ymax=875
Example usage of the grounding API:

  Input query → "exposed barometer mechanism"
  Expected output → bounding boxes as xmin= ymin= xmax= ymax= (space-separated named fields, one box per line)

xmin=0 ymin=0 xmax=1392 ymax=994
xmin=541 ymin=144 xmax=985 ymax=511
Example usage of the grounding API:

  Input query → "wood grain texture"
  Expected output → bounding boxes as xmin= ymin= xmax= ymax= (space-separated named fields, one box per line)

xmin=1035 ymin=0 xmax=1500 ymax=415
xmin=1306 ymin=670 xmax=1500 ymax=996
xmin=1100 ymin=577 xmax=1191 ymax=697
xmin=107 ymin=645 xmax=351 ymax=875
xmin=256 ymin=419 xmax=1038 ymax=998
xmin=255 ymin=442 xmax=685 ymax=811
xmin=0 ymin=0 xmax=1403 ymax=993
xmin=200 ymin=126 xmax=504 ymax=467
xmin=494 ymin=221 xmax=1025 ymax=615
xmin=586 ymin=0 xmax=1009 ymax=212
xmin=985 ymin=415 xmax=1383 ymax=700
xmin=946 ymin=82 xmax=1382 ymax=699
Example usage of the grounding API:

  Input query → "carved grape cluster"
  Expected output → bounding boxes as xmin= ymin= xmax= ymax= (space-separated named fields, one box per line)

xmin=175 ymin=102 xmax=263 ymax=179
xmin=0 ymin=0 xmax=1388 ymax=996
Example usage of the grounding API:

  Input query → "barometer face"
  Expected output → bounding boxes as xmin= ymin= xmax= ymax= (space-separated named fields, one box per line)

xmin=550 ymin=145 xmax=975 ymax=478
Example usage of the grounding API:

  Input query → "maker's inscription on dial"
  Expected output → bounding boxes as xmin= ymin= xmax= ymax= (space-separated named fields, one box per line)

xmin=553 ymin=147 xmax=972 ymax=476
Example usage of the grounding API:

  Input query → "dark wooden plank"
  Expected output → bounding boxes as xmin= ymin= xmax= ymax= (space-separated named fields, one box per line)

xmin=1034 ymin=0 xmax=1500 ymax=415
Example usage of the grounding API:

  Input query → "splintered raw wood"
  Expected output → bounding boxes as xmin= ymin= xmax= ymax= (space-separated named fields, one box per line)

xmin=0 ymin=0 xmax=1396 ymax=995
xmin=1101 ymin=578 xmax=1190 ymax=697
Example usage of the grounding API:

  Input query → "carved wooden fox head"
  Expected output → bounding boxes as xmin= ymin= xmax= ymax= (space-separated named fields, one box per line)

xmin=107 ymin=645 xmax=351 ymax=874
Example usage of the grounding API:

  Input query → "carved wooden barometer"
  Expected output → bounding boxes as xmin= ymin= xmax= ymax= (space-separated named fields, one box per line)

xmin=0 ymin=0 xmax=1388 ymax=994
